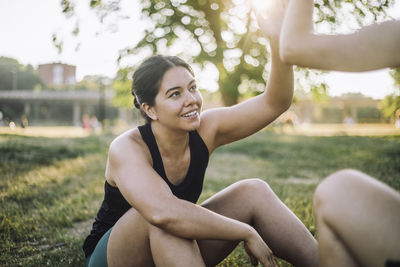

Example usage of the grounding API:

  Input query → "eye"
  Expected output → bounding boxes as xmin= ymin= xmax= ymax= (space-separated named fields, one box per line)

xmin=189 ymin=84 xmax=197 ymax=91
xmin=169 ymin=91 xmax=181 ymax=98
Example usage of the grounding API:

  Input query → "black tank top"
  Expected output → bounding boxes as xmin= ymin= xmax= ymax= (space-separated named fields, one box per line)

xmin=82 ymin=124 xmax=209 ymax=257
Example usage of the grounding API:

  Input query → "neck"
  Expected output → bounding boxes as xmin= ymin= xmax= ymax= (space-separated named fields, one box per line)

xmin=150 ymin=122 xmax=189 ymax=157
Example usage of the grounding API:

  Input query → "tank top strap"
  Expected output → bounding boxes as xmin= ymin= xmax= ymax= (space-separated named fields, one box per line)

xmin=138 ymin=124 xmax=167 ymax=178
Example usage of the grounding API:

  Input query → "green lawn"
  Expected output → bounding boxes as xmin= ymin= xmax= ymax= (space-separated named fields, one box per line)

xmin=1 ymin=128 xmax=399 ymax=266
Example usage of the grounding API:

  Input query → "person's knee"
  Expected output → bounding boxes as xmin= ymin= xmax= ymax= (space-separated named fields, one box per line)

xmin=239 ymin=178 xmax=273 ymax=196
xmin=314 ymin=169 xmax=363 ymax=216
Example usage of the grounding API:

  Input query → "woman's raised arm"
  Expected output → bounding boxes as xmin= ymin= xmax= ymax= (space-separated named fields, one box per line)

xmin=280 ymin=0 xmax=400 ymax=71
xmin=200 ymin=0 xmax=293 ymax=151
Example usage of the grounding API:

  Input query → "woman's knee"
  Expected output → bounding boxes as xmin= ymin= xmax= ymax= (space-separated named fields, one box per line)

xmin=235 ymin=178 xmax=277 ymax=202
xmin=239 ymin=178 xmax=272 ymax=192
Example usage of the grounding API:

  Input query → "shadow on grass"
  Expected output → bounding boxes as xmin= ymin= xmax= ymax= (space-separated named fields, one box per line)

xmin=0 ymin=134 xmax=110 ymax=176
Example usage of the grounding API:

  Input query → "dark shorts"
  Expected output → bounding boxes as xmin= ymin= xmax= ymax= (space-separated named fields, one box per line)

xmin=387 ymin=260 xmax=400 ymax=267
xmin=86 ymin=227 xmax=113 ymax=267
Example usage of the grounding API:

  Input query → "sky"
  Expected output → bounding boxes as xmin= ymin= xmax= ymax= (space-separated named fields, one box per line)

xmin=0 ymin=0 xmax=399 ymax=99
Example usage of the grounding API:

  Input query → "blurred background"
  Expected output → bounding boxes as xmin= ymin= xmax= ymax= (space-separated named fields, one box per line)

xmin=0 ymin=0 xmax=400 ymax=131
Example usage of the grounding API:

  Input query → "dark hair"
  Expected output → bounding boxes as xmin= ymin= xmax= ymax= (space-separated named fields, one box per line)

xmin=132 ymin=55 xmax=195 ymax=124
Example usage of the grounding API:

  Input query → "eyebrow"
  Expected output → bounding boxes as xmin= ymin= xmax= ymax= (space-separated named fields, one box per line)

xmin=165 ymin=79 xmax=196 ymax=96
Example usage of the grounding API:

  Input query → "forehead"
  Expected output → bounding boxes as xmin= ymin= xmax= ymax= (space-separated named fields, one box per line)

xmin=160 ymin=66 xmax=194 ymax=91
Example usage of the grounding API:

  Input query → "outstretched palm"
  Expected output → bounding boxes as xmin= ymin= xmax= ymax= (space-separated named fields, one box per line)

xmin=250 ymin=0 xmax=289 ymax=40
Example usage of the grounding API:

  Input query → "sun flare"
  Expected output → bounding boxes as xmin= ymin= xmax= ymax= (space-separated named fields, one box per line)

xmin=250 ymin=0 xmax=273 ymax=18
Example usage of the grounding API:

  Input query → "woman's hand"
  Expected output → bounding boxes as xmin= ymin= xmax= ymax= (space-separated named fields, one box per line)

xmin=244 ymin=229 xmax=276 ymax=266
xmin=251 ymin=0 xmax=289 ymax=41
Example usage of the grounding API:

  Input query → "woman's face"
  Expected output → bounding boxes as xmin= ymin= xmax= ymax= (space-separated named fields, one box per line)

xmin=151 ymin=66 xmax=202 ymax=132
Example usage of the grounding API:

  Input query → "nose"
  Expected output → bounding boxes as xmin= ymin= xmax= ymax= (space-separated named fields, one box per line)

xmin=184 ymin=90 xmax=197 ymax=106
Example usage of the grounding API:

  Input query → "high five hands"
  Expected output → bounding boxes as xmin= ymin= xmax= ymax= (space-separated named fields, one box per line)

xmin=250 ymin=0 xmax=289 ymax=42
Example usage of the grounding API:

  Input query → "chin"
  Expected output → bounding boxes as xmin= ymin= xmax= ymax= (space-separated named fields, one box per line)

xmin=183 ymin=119 xmax=201 ymax=131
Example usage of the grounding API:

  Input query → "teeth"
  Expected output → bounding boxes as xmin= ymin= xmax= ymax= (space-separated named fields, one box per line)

xmin=182 ymin=111 xmax=197 ymax=117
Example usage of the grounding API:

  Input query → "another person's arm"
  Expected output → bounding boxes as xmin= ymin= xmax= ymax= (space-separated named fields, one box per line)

xmin=280 ymin=0 xmax=400 ymax=71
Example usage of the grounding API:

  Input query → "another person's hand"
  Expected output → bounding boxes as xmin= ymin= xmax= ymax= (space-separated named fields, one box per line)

xmin=251 ymin=0 xmax=289 ymax=41
xmin=244 ymin=229 xmax=276 ymax=266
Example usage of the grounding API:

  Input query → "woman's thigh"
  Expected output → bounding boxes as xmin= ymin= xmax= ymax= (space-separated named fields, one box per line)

xmin=197 ymin=179 xmax=268 ymax=266
xmin=107 ymin=208 xmax=155 ymax=267
xmin=106 ymin=207 xmax=205 ymax=267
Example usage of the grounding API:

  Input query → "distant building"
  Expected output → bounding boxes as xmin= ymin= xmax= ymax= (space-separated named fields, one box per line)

xmin=288 ymin=94 xmax=382 ymax=124
xmin=37 ymin=63 xmax=76 ymax=87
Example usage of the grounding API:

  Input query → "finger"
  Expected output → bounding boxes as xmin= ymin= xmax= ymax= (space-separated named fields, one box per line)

xmin=250 ymin=254 xmax=258 ymax=266
xmin=269 ymin=253 xmax=277 ymax=267
xmin=249 ymin=0 xmax=266 ymax=22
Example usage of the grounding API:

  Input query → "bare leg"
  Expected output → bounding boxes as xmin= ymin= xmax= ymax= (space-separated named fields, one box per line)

xmin=313 ymin=169 xmax=400 ymax=267
xmin=149 ymin=224 xmax=205 ymax=267
xmin=198 ymin=178 xmax=319 ymax=267
xmin=107 ymin=208 xmax=205 ymax=267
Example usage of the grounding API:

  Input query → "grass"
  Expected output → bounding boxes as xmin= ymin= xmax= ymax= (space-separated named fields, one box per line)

xmin=1 ymin=126 xmax=399 ymax=266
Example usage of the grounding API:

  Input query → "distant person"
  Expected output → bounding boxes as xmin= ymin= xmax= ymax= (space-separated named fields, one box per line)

xmin=0 ymin=111 xmax=4 ymax=127
xmin=90 ymin=116 xmax=101 ymax=133
xmin=268 ymin=0 xmax=400 ymax=266
xmin=20 ymin=114 xmax=28 ymax=128
xmin=83 ymin=2 xmax=319 ymax=267
xmin=82 ymin=114 xmax=91 ymax=131
xmin=395 ymin=109 xmax=400 ymax=129
xmin=343 ymin=115 xmax=355 ymax=125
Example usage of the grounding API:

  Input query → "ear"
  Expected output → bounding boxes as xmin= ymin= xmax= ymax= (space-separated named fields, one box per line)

xmin=141 ymin=103 xmax=158 ymax=121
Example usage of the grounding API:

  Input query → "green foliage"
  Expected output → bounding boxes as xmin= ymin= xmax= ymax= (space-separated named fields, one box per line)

xmin=310 ymin=82 xmax=329 ymax=103
xmin=390 ymin=68 xmax=400 ymax=89
xmin=74 ymin=75 xmax=112 ymax=91
xmin=111 ymin=68 xmax=133 ymax=108
xmin=59 ymin=0 xmax=394 ymax=106
xmin=380 ymin=94 xmax=400 ymax=122
xmin=380 ymin=69 xmax=400 ymax=122
xmin=0 ymin=57 xmax=44 ymax=90
xmin=1 ymin=129 xmax=399 ymax=266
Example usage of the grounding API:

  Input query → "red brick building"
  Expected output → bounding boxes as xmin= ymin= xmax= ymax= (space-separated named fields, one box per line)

xmin=37 ymin=63 xmax=76 ymax=87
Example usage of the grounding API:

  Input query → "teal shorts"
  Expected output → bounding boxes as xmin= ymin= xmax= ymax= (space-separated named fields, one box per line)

xmin=86 ymin=227 xmax=113 ymax=267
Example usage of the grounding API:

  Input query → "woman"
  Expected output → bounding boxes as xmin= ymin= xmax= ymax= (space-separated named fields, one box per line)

xmin=274 ymin=0 xmax=400 ymax=266
xmin=83 ymin=2 xmax=319 ymax=267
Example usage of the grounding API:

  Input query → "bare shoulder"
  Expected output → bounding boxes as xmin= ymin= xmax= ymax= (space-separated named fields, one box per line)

xmin=109 ymin=127 xmax=150 ymax=162
xmin=198 ymin=107 xmax=226 ymax=153
xmin=106 ymin=127 xmax=152 ymax=184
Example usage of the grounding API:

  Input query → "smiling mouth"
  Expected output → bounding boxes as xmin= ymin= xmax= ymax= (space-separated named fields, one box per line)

xmin=181 ymin=110 xmax=198 ymax=118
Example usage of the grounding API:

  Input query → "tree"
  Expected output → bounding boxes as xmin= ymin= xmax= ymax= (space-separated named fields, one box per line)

xmin=381 ymin=68 xmax=400 ymax=122
xmin=0 ymin=57 xmax=44 ymax=90
xmin=111 ymin=68 xmax=133 ymax=108
xmin=60 ymin=0 xmax=395 ymax=106
xmin=75 ymin=75 xmax=112 ymax=91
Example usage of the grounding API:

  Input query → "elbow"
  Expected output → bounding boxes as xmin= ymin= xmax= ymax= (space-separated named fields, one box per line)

xmin=271 ymin=98 xmax=293 ymax=119
xmin=277 ymin=101 xmax=292 ymax=117
xmin=280 ymin=32 xmax=311 ymax=65
xmin=281 ymin=100 xmax=292 ymax=113
xmin=148 ymin=212 xmax=165 ymax=227
xmin=279 ymin=39 xmax=298 ymax=65
xmin=147 ymin=206 xmax=176 ymax=228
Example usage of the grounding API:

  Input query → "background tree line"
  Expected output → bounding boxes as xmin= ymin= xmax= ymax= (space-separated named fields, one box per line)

xmin=0 ymin=56 xmax=111 ymax=91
